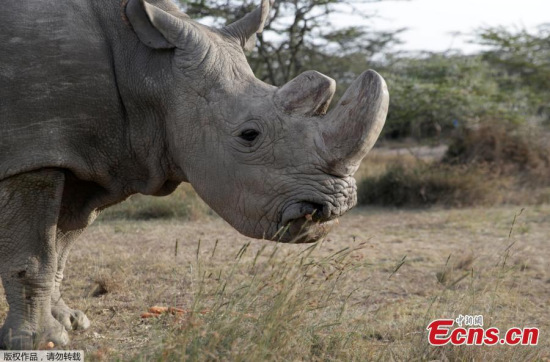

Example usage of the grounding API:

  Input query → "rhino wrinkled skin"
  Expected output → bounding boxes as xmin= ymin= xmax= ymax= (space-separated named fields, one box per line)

xmin=0 ymin=0 xmax=388 ymax=349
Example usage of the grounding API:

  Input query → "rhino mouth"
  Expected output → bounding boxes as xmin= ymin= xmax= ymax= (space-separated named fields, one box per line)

xmin=276 ymin=201 xmax=338 ymax=243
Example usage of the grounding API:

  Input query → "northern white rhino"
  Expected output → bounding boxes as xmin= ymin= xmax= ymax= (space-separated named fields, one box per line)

xmin=0 ymin=0 xmax=388 ymax=349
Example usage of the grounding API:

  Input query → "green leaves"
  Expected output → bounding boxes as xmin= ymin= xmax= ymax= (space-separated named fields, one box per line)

xmin=380 ymin=23 xmax=550 ymax=140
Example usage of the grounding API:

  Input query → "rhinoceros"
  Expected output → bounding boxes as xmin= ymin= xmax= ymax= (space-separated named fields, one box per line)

xmin=0 ymin=0 xmax=388 ymax=349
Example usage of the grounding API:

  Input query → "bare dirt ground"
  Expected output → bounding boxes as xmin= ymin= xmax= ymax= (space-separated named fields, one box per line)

xmin=1 ymin=205 xmax=549 ymax=360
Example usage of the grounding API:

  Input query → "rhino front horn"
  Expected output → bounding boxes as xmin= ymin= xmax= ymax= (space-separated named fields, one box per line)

xmin=321 ymin=70 xmax=389 ymax=176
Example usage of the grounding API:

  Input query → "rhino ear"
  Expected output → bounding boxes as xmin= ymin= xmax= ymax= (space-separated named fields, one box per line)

xmin=223 ymin=0 xmax=273 ymax=51
xmin=126 ymin=0 xmax=185 ymax=49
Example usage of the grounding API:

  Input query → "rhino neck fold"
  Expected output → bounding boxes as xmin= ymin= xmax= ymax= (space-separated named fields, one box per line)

xmin=105 ymin=31 xmax=184 ymax=197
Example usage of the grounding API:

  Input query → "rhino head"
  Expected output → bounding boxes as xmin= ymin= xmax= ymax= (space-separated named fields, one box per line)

xmin=126 ymin=0 xmax=389 ymax=242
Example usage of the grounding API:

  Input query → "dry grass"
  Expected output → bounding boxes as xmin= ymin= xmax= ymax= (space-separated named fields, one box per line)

xmin=444 ymin=123 xmax=550 ymax=187
xmin=98 ymin=183 xmax=212 ymax=221
xmin=354 ymin=147 xmax=425 ymax=180
xmin=1 ymin=205 xmax=548 ymax=360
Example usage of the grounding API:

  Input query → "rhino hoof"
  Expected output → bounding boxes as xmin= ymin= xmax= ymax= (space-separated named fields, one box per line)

xmin=0 ymin=318 xmax=69 ymax=350
xmin=52 ymin=303 xmax=91 ymax=331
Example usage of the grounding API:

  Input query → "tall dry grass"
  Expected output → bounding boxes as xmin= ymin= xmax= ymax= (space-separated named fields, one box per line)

xmin=103 ymin=222 xmax=547 ymax=361
xmin=444 ymin=123 xmax=550 ymax=187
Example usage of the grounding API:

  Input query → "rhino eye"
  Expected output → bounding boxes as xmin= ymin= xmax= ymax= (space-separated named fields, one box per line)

xmin=239 ymin=129 xmax=260 ymax=143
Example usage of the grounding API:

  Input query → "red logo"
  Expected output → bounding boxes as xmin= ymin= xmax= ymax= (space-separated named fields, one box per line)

xmin=427 ymin=316 xmax=539 ymax=346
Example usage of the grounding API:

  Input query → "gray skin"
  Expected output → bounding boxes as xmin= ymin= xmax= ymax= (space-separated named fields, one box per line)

xmin=0 ymin=0 xmax=388 ymax=349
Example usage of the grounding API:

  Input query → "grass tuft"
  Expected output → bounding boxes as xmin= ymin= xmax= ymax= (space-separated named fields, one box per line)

xmin=132 ymin=240 xmax=378 ymax=360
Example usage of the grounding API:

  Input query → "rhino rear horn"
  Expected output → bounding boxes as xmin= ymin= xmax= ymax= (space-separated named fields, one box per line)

xmin=274 ymin=71 xmax=336 ymax=116
xmin=223 ymin=0 xmax=273 ymax=51
xmin=126 ymin=0 xmax=197 ymax=49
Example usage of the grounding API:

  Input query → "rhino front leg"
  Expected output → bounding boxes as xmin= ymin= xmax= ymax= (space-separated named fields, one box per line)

xmin=0 ymin=169 xmax=69 ymax=349
xmin=50 ymin=230 xmax=90 ymax=331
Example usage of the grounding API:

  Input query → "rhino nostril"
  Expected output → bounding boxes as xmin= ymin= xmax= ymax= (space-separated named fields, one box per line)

xmin=301 ymin=202 xmax=333 ymax=222
xmin=303 ymin=202 xmax=324 ymax=221
xmin=281 ymin=201 xmax=334 ymax=227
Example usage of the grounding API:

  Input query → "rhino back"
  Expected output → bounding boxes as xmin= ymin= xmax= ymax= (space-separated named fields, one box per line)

xmin=1 ymin=1 xmax=174 ymax=199
xmin=1 ymin=1 xmax=129 ymax=183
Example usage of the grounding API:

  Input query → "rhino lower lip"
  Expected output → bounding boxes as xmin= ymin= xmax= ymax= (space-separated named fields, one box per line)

xmin=284 ymin=218 xmax=336 ymax=243
xmin=276 ymin=201 xmax=335 ymax=243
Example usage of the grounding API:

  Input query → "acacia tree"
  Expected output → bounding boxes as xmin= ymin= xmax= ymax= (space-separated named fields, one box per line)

xmin=476 ymin=24 xmax=550 ymax=123
xmin=179 ymin=0 xmax=403 ymax=86
xmin=374 ymin=24 xmax=550 ymax=140
xmin=381 ymin=53 xmax=510 ymax=139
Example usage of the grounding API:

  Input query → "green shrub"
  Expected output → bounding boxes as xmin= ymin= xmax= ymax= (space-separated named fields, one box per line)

xmin=357 ymin=162 xmax=500 ymax=207
xmin=359 ymin=121 xmax=550 ymax=208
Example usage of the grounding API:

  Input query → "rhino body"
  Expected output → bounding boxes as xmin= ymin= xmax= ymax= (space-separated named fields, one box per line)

xmin=0 ymin=0 xmax=388 ymax=349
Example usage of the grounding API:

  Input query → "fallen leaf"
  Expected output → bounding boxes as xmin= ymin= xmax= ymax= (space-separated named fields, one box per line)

xmin=168 ymin=307 xmax=186 ymax=316
xmin=149 ymin=306 xmax=168 ymax=314
xmin=38 ymin=341 xmax=55 ymax=350
xmin=141 ymin=312 xmax=160 ymax=318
